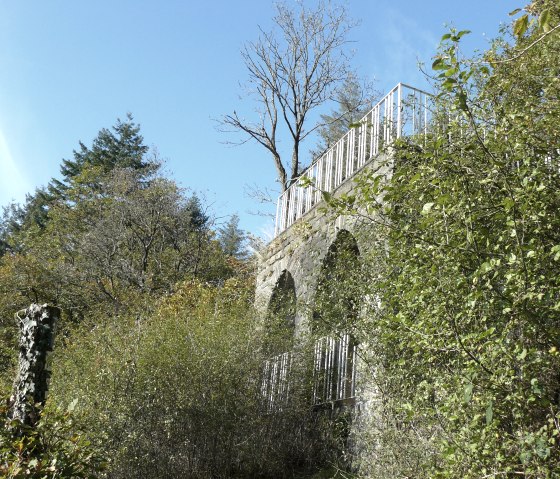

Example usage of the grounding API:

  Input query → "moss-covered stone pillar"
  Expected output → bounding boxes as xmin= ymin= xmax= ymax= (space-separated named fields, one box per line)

xmin=9 ymin=304 xmax=60 ymax=426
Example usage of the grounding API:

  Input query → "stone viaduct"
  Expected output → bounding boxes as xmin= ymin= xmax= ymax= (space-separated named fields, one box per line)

xmin=254 ymin=155 xmax=387 ymax=326
xmin=255 ymin=83 xmax=431 ymax=327
xmin=255 ymin=83 xmax=433 ymax=408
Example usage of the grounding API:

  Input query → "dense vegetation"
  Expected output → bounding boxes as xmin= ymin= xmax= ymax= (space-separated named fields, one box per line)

xmin=0 ymin=117 xmax=340 ymax=477
xmin=2 ymin=0 xmax=560 ymax=477
xmin=324 ymin=1 xmax=560 ymax=476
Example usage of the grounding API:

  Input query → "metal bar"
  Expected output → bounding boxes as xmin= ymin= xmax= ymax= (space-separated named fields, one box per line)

xmin=340 ymin=335 xmax=345 ymax=400
xmin=315 ymin=157 xmax=323 ymax=204
xmin=327 ymin=337 xmax=334 ymax=400
xmin=347 ymin=128 xmax=355 ymax=178
xmin=397 ymin=83 xmax=402 ymax=139
xmin=359 ymin=121 xmax=367 ymax=167
xmin=424 ymin=93 xmax=428 ymax=140
xmin=336 ymin=140 xmax=343 ymax=187
xmin=274 ymin=197 xmax=280 ymax=236
xmin=306 ymin=170 xmax=312 ymax=211
xmin=326 ymin=149 xmax=333 ymax=193
xmin=412 ymin=89 xmax=417 ymax=137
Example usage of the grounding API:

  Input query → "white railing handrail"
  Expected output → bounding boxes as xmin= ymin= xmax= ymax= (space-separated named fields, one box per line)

xmin=274 ymin=82 xmax=433 ymax=236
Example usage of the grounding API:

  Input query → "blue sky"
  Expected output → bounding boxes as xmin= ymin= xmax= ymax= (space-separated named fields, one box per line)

xmin=0 ymin=0 xmax=519 ymax=238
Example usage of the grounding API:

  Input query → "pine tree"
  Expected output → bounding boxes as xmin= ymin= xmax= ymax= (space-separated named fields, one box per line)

xmin=218 ymin=214 xmax=247 ymax=260
xmin=310 ymin=75 xmax=373 ymax=161
xmin=48 ymin=113 xmax=152 ymax=198
xmin=0 ymin=115 xmax=154 ymax=256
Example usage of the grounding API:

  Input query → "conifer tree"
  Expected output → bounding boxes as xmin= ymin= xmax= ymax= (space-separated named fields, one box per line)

xmin=218 ymin=214 xmax=247 ymax=260
xmin=48 ymin=113 xmax=152 ymax=198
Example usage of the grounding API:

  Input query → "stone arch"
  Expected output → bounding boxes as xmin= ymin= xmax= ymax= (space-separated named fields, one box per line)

xmin=312 ymin=229 xmax=360 ymax=405
xmin=313 ymin=229 xmax=360 ymax=334
xmin=265 ymin=269 xmax=297 ymax=354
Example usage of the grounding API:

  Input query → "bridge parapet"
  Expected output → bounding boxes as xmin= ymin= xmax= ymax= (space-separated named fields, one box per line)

xmin=275 ymin=83 xmax=432 ymax=236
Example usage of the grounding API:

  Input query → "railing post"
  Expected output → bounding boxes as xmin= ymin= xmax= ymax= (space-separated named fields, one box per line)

xmin=424 ymin=92 xmax=429 ymax=140
xmin=275 ymin=196 xmax=281 ymax=236
xmin=397 ymin=83 xmax=403 ymax=138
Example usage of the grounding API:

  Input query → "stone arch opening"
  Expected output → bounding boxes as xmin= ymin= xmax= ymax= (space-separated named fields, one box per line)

xmin=313 ymin=229 xmax=360 ymax=333
xmin=312 ymin=229 xmax=360 ymax=405
xmin=265 ymin=269 xmax=297 ymax=355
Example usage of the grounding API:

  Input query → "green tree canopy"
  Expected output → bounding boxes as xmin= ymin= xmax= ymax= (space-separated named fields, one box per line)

xmin=324 ymin=1 xmax=560 ymax=476
xmin=217 ymin=214 xmax=247 ymax=260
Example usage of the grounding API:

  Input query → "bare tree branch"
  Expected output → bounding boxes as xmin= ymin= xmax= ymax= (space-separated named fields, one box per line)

xmin=219 ymin=0 xmax=359 ymax=192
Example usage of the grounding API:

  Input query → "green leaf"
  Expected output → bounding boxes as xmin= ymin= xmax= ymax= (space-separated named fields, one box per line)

xmin=531 ymin=378 xmax=542 ymax=395
xmin=485 ymin=401 xmax=493 ymax=425
xmin=432 ymin=58 xmax=448 ymax=71
xmin=421 ymin=202 xmax=435 ymax=215
xmin=67 ymin=398 xmax=79 ymax=412
xmin=464 ymin=382 xmax=473 ymax=403
xmin=520 ymin=450 xmax=532 ymax=464
xmin=514 ymin=14 xmax=529 ymax=38
xmin=503 ymin=197 xmax=515 ymax=210
xmin=479 ymin=262 xmax=492 ymax=275
xmin=535 ymin=436 xmax=551 ymax=459
xmin=539 ymin=9 xmax=551 ymax=32
xmin=509 ymin=8 xmax=522 ymax=16
xmin=445 ymin=67 xmax=458 ymax=77
xmin=479 ymin=327 xmax=495 ymax=339
xmin=442 ymin=78 xmax=457 ymax=92
xmin=457 ymin=91 xmax=468 ymax=111
xmin=457 ymin=30 xmax=471 ymax=39
xmin=298 ymin=176 xmax=313 ymax=188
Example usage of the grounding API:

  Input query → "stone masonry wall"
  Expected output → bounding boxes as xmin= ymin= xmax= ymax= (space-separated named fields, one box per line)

xmin=255 ymin=153 xmax=390 ymax=332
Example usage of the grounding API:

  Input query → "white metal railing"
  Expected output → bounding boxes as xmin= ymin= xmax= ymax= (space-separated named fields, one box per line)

xmin=261 ymin=351 xmax=292 ymax=413
xmin=313 ymin=334 xmax=357 ymax=405
xmin=261 ymin=334 xmax=358 ymax=411
xmin=274 ymin=83 xmax=433 ymax=236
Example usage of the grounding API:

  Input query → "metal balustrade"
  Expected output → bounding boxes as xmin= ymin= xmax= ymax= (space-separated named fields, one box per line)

xmin=274 ymin=83 xmax=433 ymax=236
xmin=261 ymin=351 xmax=292 ymax=413
xmin=261 ymin=334 xmax=358 ymax=412
xmin=312 ymin=334 xmax=357 ymax=405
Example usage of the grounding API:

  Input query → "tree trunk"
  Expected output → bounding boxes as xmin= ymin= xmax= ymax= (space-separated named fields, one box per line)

xmin=9 ymin=304 xmax=60 ymax=427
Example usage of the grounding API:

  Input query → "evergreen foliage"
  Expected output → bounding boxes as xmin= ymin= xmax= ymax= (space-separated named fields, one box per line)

xmin=218 ymin=214 xmax=247 ymax=260
xmin=309 ymin=75 xmax=375 ymax=161
xmin=0 ymin=115 xmax=153 ymax=256
xmin=48 ymin=114 xmax=152 ymax=199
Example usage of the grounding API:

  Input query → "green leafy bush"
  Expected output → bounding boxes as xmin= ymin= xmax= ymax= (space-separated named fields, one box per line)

xmin=0 ymin=400 xmax=106 ymax=478
xmin=49 ymin=278 xmax=336 ymax=478
xmin=325 ymin=2 xmax=560 ymax=477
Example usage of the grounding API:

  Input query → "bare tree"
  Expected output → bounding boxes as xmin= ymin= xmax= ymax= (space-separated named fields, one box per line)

xmin=221 ymin=1 xmax=360 ymax=192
